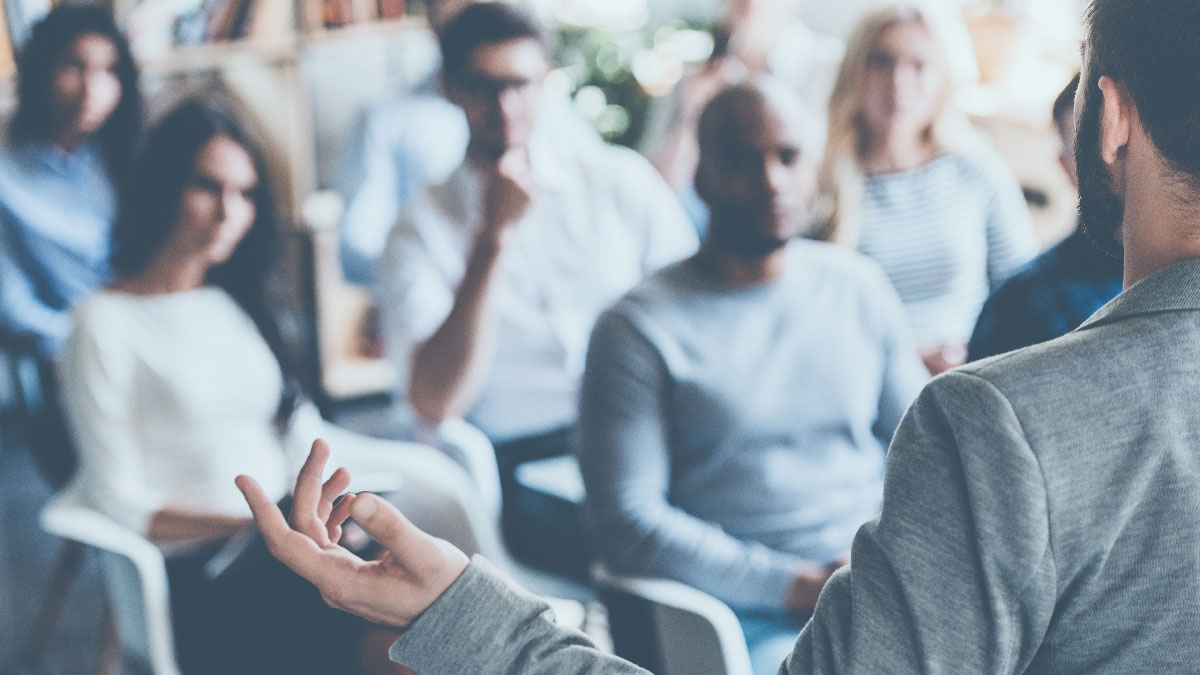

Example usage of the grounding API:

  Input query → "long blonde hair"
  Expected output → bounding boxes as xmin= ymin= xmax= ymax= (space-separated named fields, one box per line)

xmin=819 ymin=3 xmax=980 ymax=246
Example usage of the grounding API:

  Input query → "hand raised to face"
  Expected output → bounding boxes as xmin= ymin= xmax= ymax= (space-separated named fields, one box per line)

xmin=480 ymin=148 xmax=537 ymax=243
xmin=235 ymin=439 xmax=470 ymax=629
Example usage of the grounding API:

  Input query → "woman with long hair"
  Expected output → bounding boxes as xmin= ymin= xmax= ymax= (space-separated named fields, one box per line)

xmin=0 ymin=5 xmax=141 ymax=359
xmin=58 ymin=99 xmax=460 ymax=674
xmin=819 ymin=3 xmax=1037 ymax=374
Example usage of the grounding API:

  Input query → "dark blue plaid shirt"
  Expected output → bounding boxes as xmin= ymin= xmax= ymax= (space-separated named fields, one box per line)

xmin=967 ymin=227 xmax=1124 ymax=361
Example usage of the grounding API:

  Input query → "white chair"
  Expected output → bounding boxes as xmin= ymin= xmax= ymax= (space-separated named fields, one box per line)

xmin=37 ymin=425 xmax=586 ymax=673
xmin=39 ymin=495 xmax=182 ymax=675
xmin=409 ymin=417 xmax=595 ymax=608
xmin=593 ymin=565 xmax=754 ymax=675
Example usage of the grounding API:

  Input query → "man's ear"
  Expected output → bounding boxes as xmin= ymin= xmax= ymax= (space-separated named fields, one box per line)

xmin=1097 ymin=75 xmax=1133 ymax=165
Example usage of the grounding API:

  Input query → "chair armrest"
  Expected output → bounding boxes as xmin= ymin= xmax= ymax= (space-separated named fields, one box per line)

xmin=592 ymin=564 xmax=753 ymax=675
xmin=39 ymin=494 xmax=181 ymax=675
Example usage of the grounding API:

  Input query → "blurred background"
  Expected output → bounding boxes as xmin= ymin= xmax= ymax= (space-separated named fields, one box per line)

xmin=0 ymin=1 xmax=1088 ymax=672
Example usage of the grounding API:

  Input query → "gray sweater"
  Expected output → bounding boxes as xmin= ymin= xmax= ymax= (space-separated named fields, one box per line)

xmin=392 ymin=257 xmax=1200 ymax=674
xmin=577 ymin=242 xmax=928 ymax=610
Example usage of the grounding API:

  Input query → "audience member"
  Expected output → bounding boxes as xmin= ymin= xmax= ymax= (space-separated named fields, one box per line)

xmin=58 ymin=100 xmax=465 ymax=675
xmin=641 ymin=0 xmax=843 ymax=233
xmin=578 ymin=80 xmax=927 ymax=675
xmin=967 ymin=74 xmax=1122 ymax=360
xmin=0 ymin=5 xmax=140 ymax=360
xmin=820 ymin=3 xmax=1038 ymax=374
xmin=374 ymin=3 xmax=697 ymax=571
xmin=336 ymin=0 xmax=598 ymax=284
xmin=241 ymin=0 xmax=1200 ymax=672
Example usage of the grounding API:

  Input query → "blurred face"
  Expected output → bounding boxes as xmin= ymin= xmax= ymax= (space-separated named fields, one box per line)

xmin=51 ymin=33 xmax=122 ymax=142
xmin=697 ymin=97 xmax=817 ymax=258
xmin=859 ymin=21 xmax=945 ymax=140
xmin=174 ymin=136 xmax=260 ymax=267
xmin=448 ymin=38 xmax=547 ymax=162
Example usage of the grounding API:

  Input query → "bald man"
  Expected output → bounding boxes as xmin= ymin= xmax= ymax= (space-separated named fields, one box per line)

xmin=573 ymin=80 xmax=927 ymax=674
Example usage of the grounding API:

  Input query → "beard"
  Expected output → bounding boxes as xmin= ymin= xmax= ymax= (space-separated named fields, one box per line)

xmin=1075 ymin=78 xmax=1126 ymax=259
xmin=706 ymin=206 xmax=797 ymax=259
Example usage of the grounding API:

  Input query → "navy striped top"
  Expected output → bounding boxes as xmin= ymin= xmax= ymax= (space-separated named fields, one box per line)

xmin=856 ymin=151 xmax=1038 ymax=348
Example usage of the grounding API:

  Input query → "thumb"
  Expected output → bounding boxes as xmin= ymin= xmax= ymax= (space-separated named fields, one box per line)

xmin=350 ymin=493 xmax=426 ymax=556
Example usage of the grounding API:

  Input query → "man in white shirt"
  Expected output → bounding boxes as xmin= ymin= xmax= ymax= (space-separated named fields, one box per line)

xmin=336 ymin=0 xmax=600 ymax=284
xmin=374 ymin=2 xmax=697 ymax=573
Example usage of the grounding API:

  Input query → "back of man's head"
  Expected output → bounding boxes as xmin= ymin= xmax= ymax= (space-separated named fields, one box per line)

xmin=438 ymin=3 xmax=547 ymax=81
xmin=1085 ymin=0 xmax=1200 ymax=189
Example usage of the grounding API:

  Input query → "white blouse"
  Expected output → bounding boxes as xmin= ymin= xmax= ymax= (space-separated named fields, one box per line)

xmin=58 ymin=288 xmax=324 ymax=537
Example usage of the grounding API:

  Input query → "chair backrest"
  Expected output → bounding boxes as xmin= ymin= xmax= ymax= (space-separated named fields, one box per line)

xmin=593 ymin=565 xmax=754 ymax=675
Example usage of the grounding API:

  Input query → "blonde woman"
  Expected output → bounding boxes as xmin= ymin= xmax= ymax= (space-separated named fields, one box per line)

xmin=819 ymin=3 xmax=1037 ymax=375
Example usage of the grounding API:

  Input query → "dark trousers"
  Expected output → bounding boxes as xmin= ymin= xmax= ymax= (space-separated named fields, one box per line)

xmin=495 ymin=427 xmax=590 ymax=578
xmin=165 ymin=541 xmax=360 ymax=674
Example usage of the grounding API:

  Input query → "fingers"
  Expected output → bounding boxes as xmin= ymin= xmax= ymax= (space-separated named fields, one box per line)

xmin=327 ymin=491 xmax=358 ymax=542
xmin=318 ymin=467 xmax=352 ymax=521
xmin=291 ymin=439 xmax=332 ymax=529
xmin=236 ymin=475 xmax=324 ymax=577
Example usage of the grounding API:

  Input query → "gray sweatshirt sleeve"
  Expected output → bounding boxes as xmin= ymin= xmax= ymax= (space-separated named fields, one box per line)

xmin=577 ymin=309 xmax=807 ymax=611
xmin=390 ymin=555 xmax=649 ymax=674
xmin=783 ymin=370 xmax=1057 ymax=674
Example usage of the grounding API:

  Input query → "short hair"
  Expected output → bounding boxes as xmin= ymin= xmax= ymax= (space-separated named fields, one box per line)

xmin=111 ymin=100 xmax=299 ymax=425
xmin=438 ymin=2 xmax=547 ymax=80
xmin=10 ymin=5 xmax=142 ymax=179
xmin=1085 ymin=0 xmax=1200 ymax=186
xmin=1052 ymin=73 xmax=1080 ymax=137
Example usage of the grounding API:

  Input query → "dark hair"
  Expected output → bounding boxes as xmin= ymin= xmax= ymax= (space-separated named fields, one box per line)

xmin=438 ymin=2 xmax=547 ymax=80
xmin=1052 ymin=73 xmax=1080 ymax=137
xmin=111 ymin=100 xmax=299 ymax=426
xmin=10 ymin=5 xmax=142 ymax=179
xmin=1085 ymin=0 xmax=1200 ymax=187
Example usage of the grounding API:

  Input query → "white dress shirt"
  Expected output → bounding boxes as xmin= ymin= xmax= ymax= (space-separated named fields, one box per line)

xmin=376 ymin=140 xmax=698 ymax=442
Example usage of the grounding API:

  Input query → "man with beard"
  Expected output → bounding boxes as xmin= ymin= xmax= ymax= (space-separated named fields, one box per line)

xmin=239 ymin=1 xmax=1200 ymax=671
xmin=967 ymin=74 xmax=1124 ymax=361
xmin=572 ymin=80 xmax=927 ymax=675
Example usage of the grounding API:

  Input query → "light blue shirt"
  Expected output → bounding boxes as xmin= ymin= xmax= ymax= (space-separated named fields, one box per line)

xmin=0 ymin=139 xmax=116 ymax=358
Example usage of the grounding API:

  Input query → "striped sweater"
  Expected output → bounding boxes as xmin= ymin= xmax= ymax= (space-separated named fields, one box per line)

xmin=856 ymin=151 xmax=1038 ymax=348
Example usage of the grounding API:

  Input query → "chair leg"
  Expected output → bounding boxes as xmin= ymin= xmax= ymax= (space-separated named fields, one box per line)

xmin=22 ymin=540 xmax=87 ymax=667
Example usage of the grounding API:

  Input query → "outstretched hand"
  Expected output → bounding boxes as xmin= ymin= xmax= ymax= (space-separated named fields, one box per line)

xmin=235 ymin=439 xmax=470 ymax=629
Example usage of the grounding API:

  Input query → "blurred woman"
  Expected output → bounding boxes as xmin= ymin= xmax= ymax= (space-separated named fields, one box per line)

xmin=819 ymin=3 xmax=1037 ymax=374
xmin=0 ymin=5 xmax=140 ymax=359
xmin=58 ymin=100 xmax=459 ymax=674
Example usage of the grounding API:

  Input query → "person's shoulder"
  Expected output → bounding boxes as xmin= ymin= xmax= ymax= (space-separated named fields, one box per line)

xmin=788 ymin=239 xmax=895 ymax=292
xmin=953 ymin=324 xmax=1105 ymax=406
xmin=67 ymin=291 xmax=136 ymax=349
xmin=611 ymin=259 xmax=695 ymax=313
xmin=570 ymin=141 xmax=662 ymax=185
